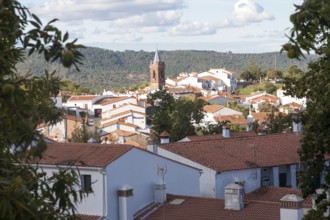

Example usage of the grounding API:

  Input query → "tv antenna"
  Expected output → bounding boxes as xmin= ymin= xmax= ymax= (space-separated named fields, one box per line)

xmin=157 ymin=164 xmax=167 ymax=220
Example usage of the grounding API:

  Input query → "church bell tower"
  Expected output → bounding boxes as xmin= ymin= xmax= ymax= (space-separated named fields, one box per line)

xmin=150 ymin=49 xmax=165 ymax=90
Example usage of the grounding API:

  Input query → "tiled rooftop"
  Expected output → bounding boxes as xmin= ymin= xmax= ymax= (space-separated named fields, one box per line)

xmin=141 ymin=186 xmax=311 ymax=220
xmin=160 ymin=132 xmax=301 ymax=172
xmin=183 ymin=131 xmax=257 ymax=142
xmin=68 ymin=95 xmax=98 ymax=101
xmin=94 ymin=96 xmax=132 ymax=105
xmin=36 ymin=142 xmax=134 ymax=168
xmin=142 ymin=194 xmax=279 ymax=220
xmin=203 ymin=104 xmax=225 ymax=113
xmin=214 ymin=114 xmax=248 ymax=125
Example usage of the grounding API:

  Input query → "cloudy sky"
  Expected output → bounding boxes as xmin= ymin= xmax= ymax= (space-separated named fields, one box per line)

xmin=21 ymin=0 xmax=303 ymax=53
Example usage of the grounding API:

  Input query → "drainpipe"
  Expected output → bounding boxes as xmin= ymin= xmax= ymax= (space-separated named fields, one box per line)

xmin=97 ymin=169 xmax=107 ymax=220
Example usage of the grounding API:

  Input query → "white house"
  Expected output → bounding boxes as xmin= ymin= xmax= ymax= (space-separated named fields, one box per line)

xmin=198 ymin=68 xmax=238 ymax=92
xmin=36 ymin=142 xmax=201 ymax=220
xmin=277 ymin=88 xmax=307 ymax=107
xmin=148 ymin=131 xmax=302 ymax=198
xmin=202 ymin=104 xmax=243 ymax=125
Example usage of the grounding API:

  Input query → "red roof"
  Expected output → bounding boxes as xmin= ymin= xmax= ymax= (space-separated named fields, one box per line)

xmin=141 ymin=186 xmax=311 ymax=220
xmin=68 ymin=95 xmax=98 ymax=101
xmin=184 ymin=131 xmax=257 ymax=142
xmin=161 ymin=132 xmax=301 ymax=172
xmin=142 ymin=194 xmax=279 ymax=220
xmin=36 ymin=142 xmax=134 ymax=168
xmin=203 ymin=104 xmax=225 ymax=113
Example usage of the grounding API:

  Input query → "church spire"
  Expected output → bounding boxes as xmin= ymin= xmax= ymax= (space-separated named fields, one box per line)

xmin=153 ymin=49 xmax=161 ymax=63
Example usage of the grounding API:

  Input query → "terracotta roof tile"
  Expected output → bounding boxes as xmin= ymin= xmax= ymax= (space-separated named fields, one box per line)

xmin=142 ymin=194 xmax=279 ymax=220
xmin=161 ymin=132 xmax=301 ymax=172
xmin=95 ymin=97 xmax=133 ymax=106
xmin=199 ymin=75 xmax=220 ymax=81
xmin=68 ymin=95 xmax=98 ymax=101
xmin=215 ymin=114 xmax=248 ymax=125
xmin=203 ymin=104 xmax=225 ymax=113
xmin=141 ymin=186 xmax=310 ymax=220
xmin=184 ymin=131 xmax=257 ymax=141
xmin=245 ymin=186 xmax=312 ymax=208
xmin=36 ymin=142 xmax=134 ymax=168
xmin=249 ymin=94 xmax=279 ymax=103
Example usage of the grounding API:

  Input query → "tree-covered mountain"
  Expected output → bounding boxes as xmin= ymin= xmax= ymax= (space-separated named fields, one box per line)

xmin=16 ymin=47 xmax=315 ymax=93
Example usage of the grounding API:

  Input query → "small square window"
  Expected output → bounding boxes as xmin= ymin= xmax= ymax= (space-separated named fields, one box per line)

xmin=81 ymin=175 xmax=92 ymax=192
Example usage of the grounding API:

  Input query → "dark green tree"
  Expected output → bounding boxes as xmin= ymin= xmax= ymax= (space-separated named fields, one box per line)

xmin=147 ymin=89 xmax=175 ymax=137
xmin=283 ymin=0 xmax=330 ymax=218
xmin=239 ymin=70 xmax=257 ymax=81
xmin=266 ymin=69 xmax=283 ymax=79
xmin=267 ymin=111 xmax=293 ymax=133
xmin=284 ymin=65 xmax=304 ymax=79
xmin=264 ymin=82 xmax=277 ymax=94
xmin=147 ymin=90 xmax=207 ymax=142
xmin=248 ymin=63 xmax=265 ymax=82
xmin=0 ymin=1 xmax=85 ymax=219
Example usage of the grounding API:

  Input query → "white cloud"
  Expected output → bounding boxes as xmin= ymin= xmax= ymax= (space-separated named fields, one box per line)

xmin=34 ymin=0 xmax=185 ymax=22
xmin=233 ymin=0 xmax=274 ymax=24
xmin=171 ymin=21 xmax=217 ymax=36
xmin=113 ymin=10 xmax=182 ymax=28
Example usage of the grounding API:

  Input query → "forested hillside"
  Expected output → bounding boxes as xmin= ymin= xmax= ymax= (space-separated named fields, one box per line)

xmin=16 ymin=47 xmax=315 ymax=93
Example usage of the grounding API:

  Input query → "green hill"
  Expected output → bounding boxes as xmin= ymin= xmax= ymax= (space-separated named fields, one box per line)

xmin=16 ymin=47 xmax=315 ymax=93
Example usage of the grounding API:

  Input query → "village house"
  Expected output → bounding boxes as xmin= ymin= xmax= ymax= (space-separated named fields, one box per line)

xmin=148 ymin=130 xmax=303 ymax=199
xmin=35 ymin=142 xmax=201 ymax=220
xmin=165 ymin=68 xmax=238 ymax=93
xmin=202 ymin=104 xmax=243 ymax=126
xmin=244 ymin=91 xmax=280 ymax=112
xmin=277 ymin=88 xmax=307 ymax=107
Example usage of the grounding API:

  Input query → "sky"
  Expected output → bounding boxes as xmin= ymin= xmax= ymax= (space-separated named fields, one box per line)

xmin=21 ymin=0 xmax=304 ymax=53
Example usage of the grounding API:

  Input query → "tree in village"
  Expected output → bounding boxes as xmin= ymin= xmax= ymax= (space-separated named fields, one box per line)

xmin=0 ymin=1 xmax=86 ymax=219
xmin=248 ymin=63 xmax=265 ymax=82
xmin=147 ymin=89 xmax=207 ymax=142
xmin=282 ymin=0 xmax=330 ymax=218
xmin=266 ymin=69 xmax=283 ymax=80
xmin=239 ymin=70 xmax=257 ymax=81
xmin=284 ymin=64 xmax=304 ymax=79
xmin=264 ymin=82 xmax=277 ymax=94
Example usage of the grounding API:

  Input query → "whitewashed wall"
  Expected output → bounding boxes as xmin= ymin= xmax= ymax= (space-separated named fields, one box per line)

xmin=40 ymin=166 xmax=105 ymax=216
xmin=106 ymin=148 xmax=200 ymax=220
xmin=157 ymin=147 xmax=217 ymax=198
xmin=100 ymin=98 xmax=138 ymax=114
xmin=216 ymin=168 xmax=261 ymax=198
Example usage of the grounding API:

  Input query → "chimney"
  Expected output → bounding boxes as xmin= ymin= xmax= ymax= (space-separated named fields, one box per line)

xmin=222 ymin=126 xmax=230 ymax=138
xmin=224 ymin=183 xmax=244 ymax=210
xmin=280 ymin=194 xmax=304 ymax=220
xmin=292 ymin=112 xmax=302 ymax=133
xmin=292 ymin=121 xmax=302 ymax=133
xmin=118 ymin=185 xmax=134 ymax=220
xmin=146 ymin=133 xmax=158 ymax=154
xmin=154 ymin=179 xmax=167 ymax=203
xmin=160 ymin=131 xmax=170 ymax=144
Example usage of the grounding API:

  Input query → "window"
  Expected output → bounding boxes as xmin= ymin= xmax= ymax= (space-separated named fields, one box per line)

xmin=81 ymin=175 xmax=92 ymax=192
